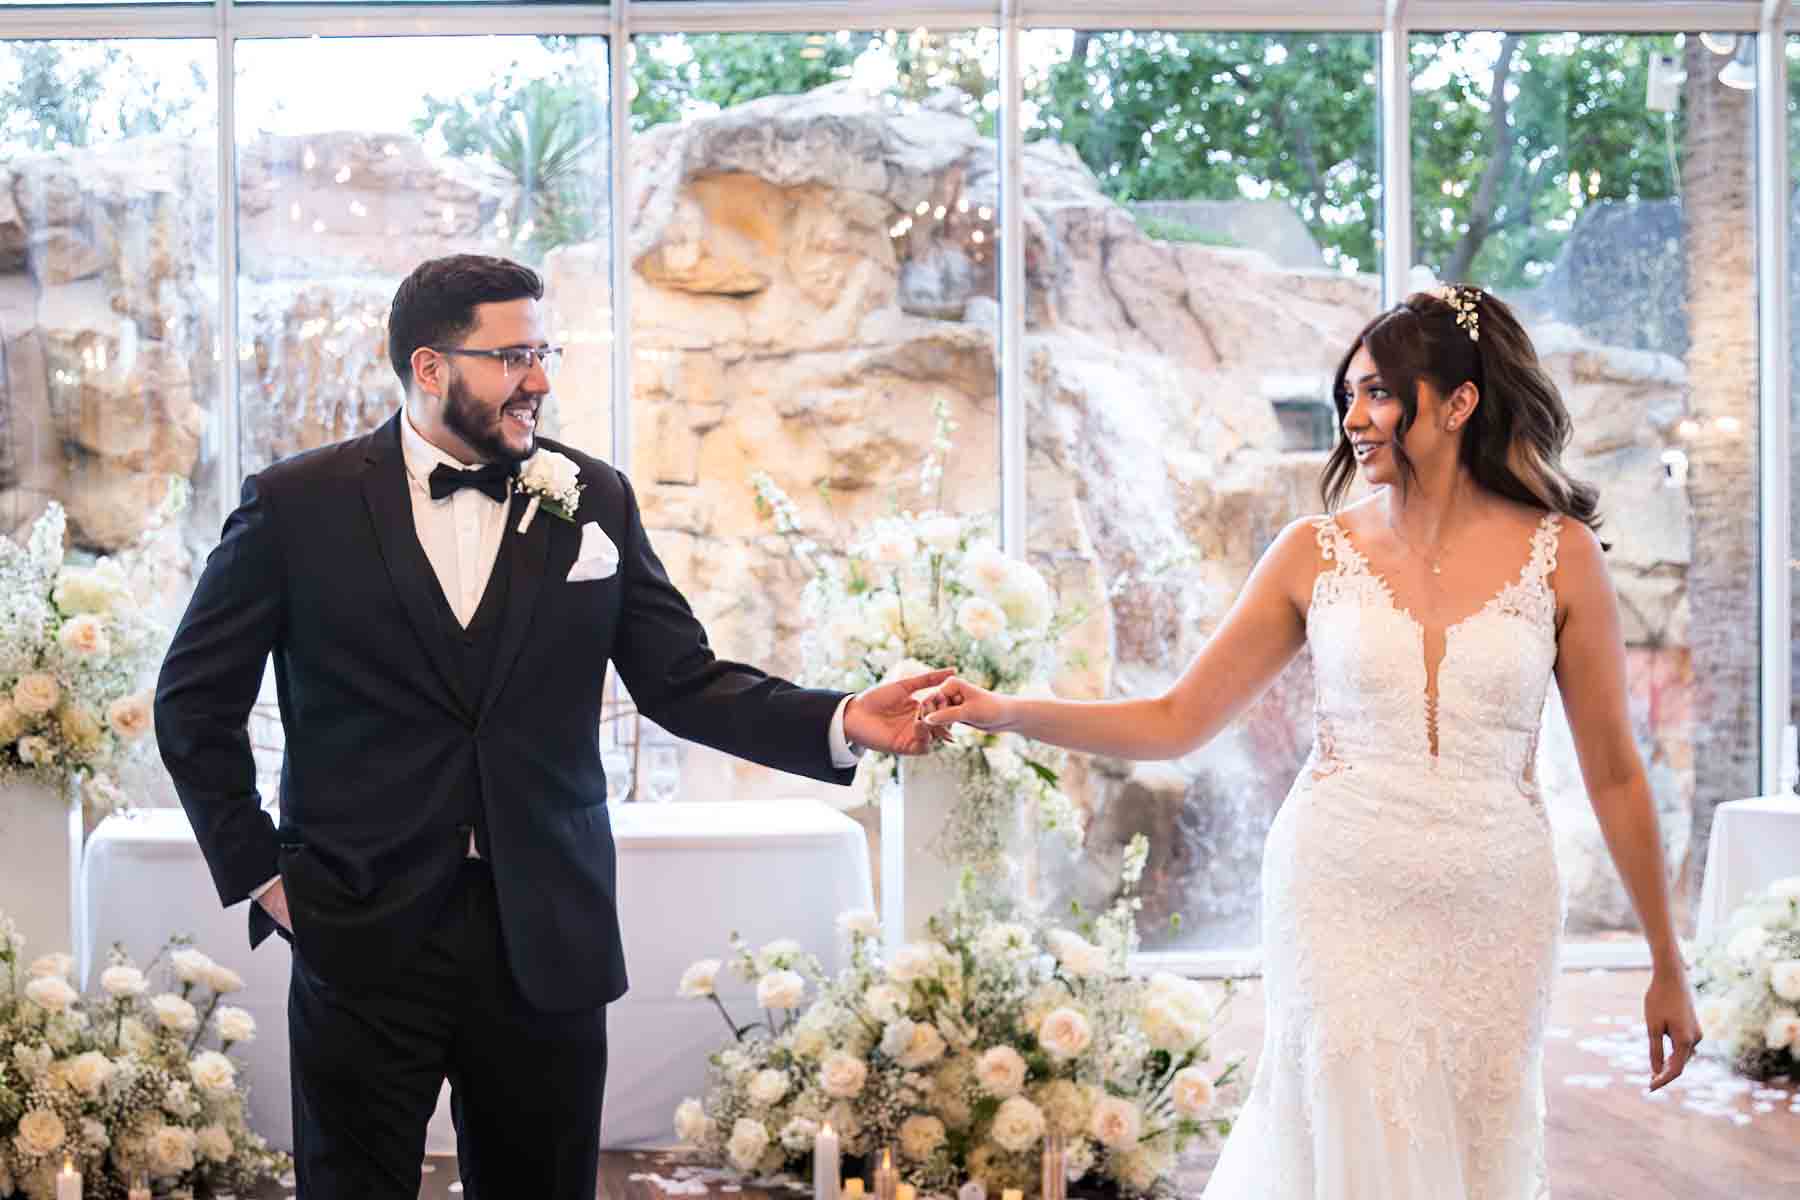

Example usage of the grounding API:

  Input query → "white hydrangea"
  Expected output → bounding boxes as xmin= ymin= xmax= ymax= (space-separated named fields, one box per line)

xmin=989 ymin=1095 xmax=1046 ymax=1152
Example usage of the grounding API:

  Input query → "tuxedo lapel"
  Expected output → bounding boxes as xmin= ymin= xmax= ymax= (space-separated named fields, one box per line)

xmin=359 ymin=415 xmax=473 ymax=721
xmin=478 ymin=489 xmax=560 ymax=726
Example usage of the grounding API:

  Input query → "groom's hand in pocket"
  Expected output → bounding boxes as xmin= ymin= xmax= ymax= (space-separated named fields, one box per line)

xmin=257 ymin=879 xmax=294 ymax=935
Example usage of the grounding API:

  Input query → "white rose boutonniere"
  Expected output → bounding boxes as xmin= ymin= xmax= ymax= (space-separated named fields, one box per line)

xmin=516 ymin=449 xmax=584 ymax=533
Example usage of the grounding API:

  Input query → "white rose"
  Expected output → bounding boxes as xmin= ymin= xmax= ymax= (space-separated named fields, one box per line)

xmin=82 ymin=773 xmax=127 ymax=813
xmin=748 ymin=1068 xmax=789 ymax=1108
xmin=522 ymin=449 xmax=582 ymax=504
xmin=1037 ymin=1008 xmax=1094 ymax=1061
xmin=28 ymin=954 xmax=74 ymax=980
xmin=190 ymin=1050 xmax=237 ymax=1095
xmin=1170 ymin=1066 xmax=1217 ymax=1116
xmin=756 ymin=939 xmax=805 ymax=972
xmin=100 ymin=965 xmax=148 ymax=998
xmin=16 ymin=735 xmax=56 ymax=766
xmin=679 ymin=959 xmax=721 ymax=998
xmin=726 ymin=1117 xmax=770 ymax=1171
xmin=64 ymin=1051 xmax=115 ymax=1098
xmin=150 ymin=1124 xmax=198 ymax=1174
xmin=1771 ymin=961 xmax=1800 ymax=1004
xmin=80 ymin=1118 xmax=108 ymax=1151
xmin=58 ymin=614 xmax=111 ymax=657
xmin=13 ymin=673 xmax=61 ymax=717
xmin=836 ymin=909 xmax=880 ymax=939
xmin=990 ymin=1095 xmax=1046 ymax=1152
xmin=151 ymin=994 xmax=198 ymax=1033
xmin=898 ymin=1022 xmax=948 ymax=1069
xmin=1140 ymin=979 xmax=1210 ymax=1053
xmin=24 ymin=976 xmax=78 ymax=1015
xmin=779 ymin=1116 xmax=820 ymax=1153
xmin=820 ymin=1052 xmax=868 ymax=1098
xmin=960 ymin=542 xmax=1013 ymax=596
xmin=889 ymin=943 xmax=937 ymax=984
xmin=974 ymin=1046 xmax=1028 ymax=1097
xmin=196 ymin=1123 xmax=234 ymax=1163
xmin=1728 ymin=925 xmax=1770 ymax=964
xmin=995 ymin=562 xmax=1054 ymax=632
xmin=10 ymin=1043 xmax=51 ymax=1081
xmin=864 ymin=984 xmax=907 ymax=1023
xmin=1045 ymin=930 xmax=1106 ymax=978
xmin=118 ymin=1017 xmax=154 ymax=1056
xmin=899 ymin=1113 xmax=946 ymax=1161
xmin=106 ymin=693 xmax=153 ymax=741
xmin=916 ymin=516 xmax=963 ymax=551
xmin=53 ymin=567 xmax=126 ymax=616
xmin=1034 ymin=1079 xmax=1095 ymax=1137
xmin=955 ymin=597 xmax=1007 ymax=641
xmin=863 ymin=528 xmax=918 ymax=567
xmin=756 ymin=969 xmax=806 ymax=1010
xmin=202 ymin=963 xmax=244 ymax=994
xmin=1768 ymin=877 xmax=1800 ymax=900
xmin=1113 ymin=1145 xmax=1172 ymax=1192
xmin=169 ymin=949 xmax=215 ymax=984
xmin=216 ymin=1006 xmax=257 ymax=1044
xmin=881 ymin=1019 xmax=916 ymax=1060
xmin=1764 ymin=1008 xmax=1800 ymax=1051
xmin=15 ymin=1108 xmax=66 ymax=1157
xmin=674 ymin=1098 xmax=712 ymax=1145
xmin=1089 ymin=1096 xmax=1142 ymax=1149
xmin=791 ymin=1025 xmax=829 ymax=1060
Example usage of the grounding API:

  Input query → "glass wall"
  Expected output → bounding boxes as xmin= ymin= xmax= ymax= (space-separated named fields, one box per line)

xmin=1017 ymin=28 xmax=1381 ymax=951
xmin=622 ymin=27 xmax=1003 ymax=810
xmin=1412 ymin=30 xmax=1758 ymax=937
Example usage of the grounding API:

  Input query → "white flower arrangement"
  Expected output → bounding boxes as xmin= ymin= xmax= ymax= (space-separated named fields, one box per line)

xmin=750 ymin=399 xmax=1088 ymax=865
xmin=0 ymin=499 xmax=176 ymax=808
xmin=0 ymin=911 xmax=290 ymax=1199
xmin=1689 ymin=875 xmax=1800 ymax=1080
xmin=672 ymin=838 xmax=1241 ymax=1198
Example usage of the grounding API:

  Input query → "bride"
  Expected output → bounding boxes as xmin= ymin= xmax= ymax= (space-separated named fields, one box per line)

xmin=918 ymin=287 xmax=1701 ymax=1198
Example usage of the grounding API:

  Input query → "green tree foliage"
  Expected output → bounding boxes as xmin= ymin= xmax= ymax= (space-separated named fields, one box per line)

xmin=0 ymin=42 xmax=203 ymax=157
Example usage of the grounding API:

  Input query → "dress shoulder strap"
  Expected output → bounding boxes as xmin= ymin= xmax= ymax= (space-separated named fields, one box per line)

xmin=1525 ymin=512 xmax=1563 ymax=585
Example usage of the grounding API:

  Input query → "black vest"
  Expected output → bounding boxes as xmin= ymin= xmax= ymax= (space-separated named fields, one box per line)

xmin=428 ymin=531 xmax=513 ymax=857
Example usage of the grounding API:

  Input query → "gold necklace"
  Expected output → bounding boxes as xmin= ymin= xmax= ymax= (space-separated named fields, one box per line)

xmin=1387 ymin=519 xmax=1450 ymax=576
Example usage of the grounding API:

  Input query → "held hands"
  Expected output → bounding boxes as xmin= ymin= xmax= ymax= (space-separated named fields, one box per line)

xmin=843 ymin=667 xmax=959 ymax=756
xmin=916 ymin=675 xmax=1014 ymax=733
xmin=1644 ymin=968 xmax=1703 ymax=1091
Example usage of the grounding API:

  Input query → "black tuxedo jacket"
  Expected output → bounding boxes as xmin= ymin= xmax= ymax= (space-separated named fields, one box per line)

xmin=154 ymin=413 xmax=853 ymax=1010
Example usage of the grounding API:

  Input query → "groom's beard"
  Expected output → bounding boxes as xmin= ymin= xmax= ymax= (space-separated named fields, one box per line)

xmin=444 ymin=372 xmax=534 ymax=465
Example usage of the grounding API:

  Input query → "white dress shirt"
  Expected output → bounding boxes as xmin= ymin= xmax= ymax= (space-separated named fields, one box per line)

xmin=253 ymin=415 xmax=859 ymax=900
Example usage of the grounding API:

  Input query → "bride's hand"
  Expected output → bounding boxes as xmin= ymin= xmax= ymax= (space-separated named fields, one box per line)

xmin=917 ymin=676 xmax=1014 ymax=733
xmin=1644 ymin=969 xmax=1702 ymax=1091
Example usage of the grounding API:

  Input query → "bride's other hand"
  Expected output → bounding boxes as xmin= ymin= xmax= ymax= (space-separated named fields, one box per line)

xmin=918 ymin=676 xmax=1014 ymax=733
xmin=1644 ymin=970 xmax=1702 ymax=1091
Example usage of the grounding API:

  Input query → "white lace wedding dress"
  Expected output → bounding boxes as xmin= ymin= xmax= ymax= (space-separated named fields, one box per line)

xmin=1203 ymin=513 xmax=1567 ymax=1200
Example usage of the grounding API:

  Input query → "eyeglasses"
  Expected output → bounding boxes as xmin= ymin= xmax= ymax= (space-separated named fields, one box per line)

xmin=430 ymin=345 xmax=564 ymax=379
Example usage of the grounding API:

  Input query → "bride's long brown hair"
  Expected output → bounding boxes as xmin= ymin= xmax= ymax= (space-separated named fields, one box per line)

xmin=1321 ymin=287 xmax=1603 ymax=532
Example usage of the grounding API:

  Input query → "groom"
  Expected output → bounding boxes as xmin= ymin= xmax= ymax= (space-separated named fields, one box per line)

xmin=154 ymin=253 xmax=949 ymax=1200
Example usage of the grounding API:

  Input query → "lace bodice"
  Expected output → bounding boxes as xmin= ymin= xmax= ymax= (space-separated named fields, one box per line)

xmin=1306 ymin=512 xmax=1562 ymax=792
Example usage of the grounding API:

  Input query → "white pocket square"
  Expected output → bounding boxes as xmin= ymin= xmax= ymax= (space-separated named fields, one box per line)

xmin=565 ymin=522 xmax=620 ymax=582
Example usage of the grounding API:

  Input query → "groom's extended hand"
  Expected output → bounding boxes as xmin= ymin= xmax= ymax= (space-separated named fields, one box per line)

xmin=843 ymin=666 xmax=958 ymax=755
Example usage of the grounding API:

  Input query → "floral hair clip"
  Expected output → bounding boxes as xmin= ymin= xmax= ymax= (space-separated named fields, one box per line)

xmin=1431 ymin=285 xmax=1480 ymax=342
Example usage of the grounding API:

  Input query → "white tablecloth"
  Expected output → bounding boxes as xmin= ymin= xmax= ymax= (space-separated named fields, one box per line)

xmin=80 ymin=808 xmax=294 ymax=1152
xmin=82 ymin=801 xmax=872 ymax=1157
xmin=1695 ymin=795 xmax=1800 ymax=943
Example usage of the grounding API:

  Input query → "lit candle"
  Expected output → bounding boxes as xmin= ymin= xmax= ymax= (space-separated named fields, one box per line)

xmin=126 ymin=1171 xmax=151 ymax=1200
xmin=845 ymin=1179 xmax=866 ymax=1200
xmin=814 ymin=1123 xmax=841 ymax=1200
xmin=957 ymin=1182 xmax=986 ymax=1200
xmin=896 ymin=1184 xmax=916 ymax=1200
xmin=1001 ymin=1189 xmax=1023 ymax=1200
xmin=875 ymin=1147 xmax=899 ymax=1200
xmin=55 ymin=1157 xmax=81 ymax=1200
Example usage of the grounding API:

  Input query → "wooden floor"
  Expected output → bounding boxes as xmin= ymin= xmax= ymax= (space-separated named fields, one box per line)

xmin=253 ymin=970 xmax=1800 ymax=1199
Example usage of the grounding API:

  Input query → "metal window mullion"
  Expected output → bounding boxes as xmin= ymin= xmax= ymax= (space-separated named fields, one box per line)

xmin=217 ymin=0 xmax=243 ymax=525
xmin=1381 ymin=1 xmax=1411 ymax=303
xmin=626 ymin=1 xmax=1000 ymax=34
xmin=1757 ymin=4 xmax=1793 ymax=795
xmin=1000 ymin=0 xmax=1025 ymax=558
xmin=610 ymin=1 xmax=631 ymax=472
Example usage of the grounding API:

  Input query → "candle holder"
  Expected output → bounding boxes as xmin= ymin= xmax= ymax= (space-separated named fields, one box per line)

xmin=127 ymin=1169 xmax=152 ymax=1200
xmin=1039 ymin=1131 xmax=1067 ymax=1200
xmin=874 ymin=1146 xmax=899 ymax=1200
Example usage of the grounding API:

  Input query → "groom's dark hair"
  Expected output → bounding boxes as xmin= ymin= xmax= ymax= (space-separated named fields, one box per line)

xmin=387 ymin=254 xmax=545 ymax=392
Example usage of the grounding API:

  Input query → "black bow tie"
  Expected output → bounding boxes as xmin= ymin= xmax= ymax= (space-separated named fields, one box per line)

xmin=427 ymin=461 xmax=516 ymax=504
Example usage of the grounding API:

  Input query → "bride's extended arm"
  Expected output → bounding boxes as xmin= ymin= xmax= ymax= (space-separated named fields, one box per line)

xmin=921 ymin=519 xmax=1316 ymax=760
xmin=1552 ymin=522 xmax=1701 ymax=1089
